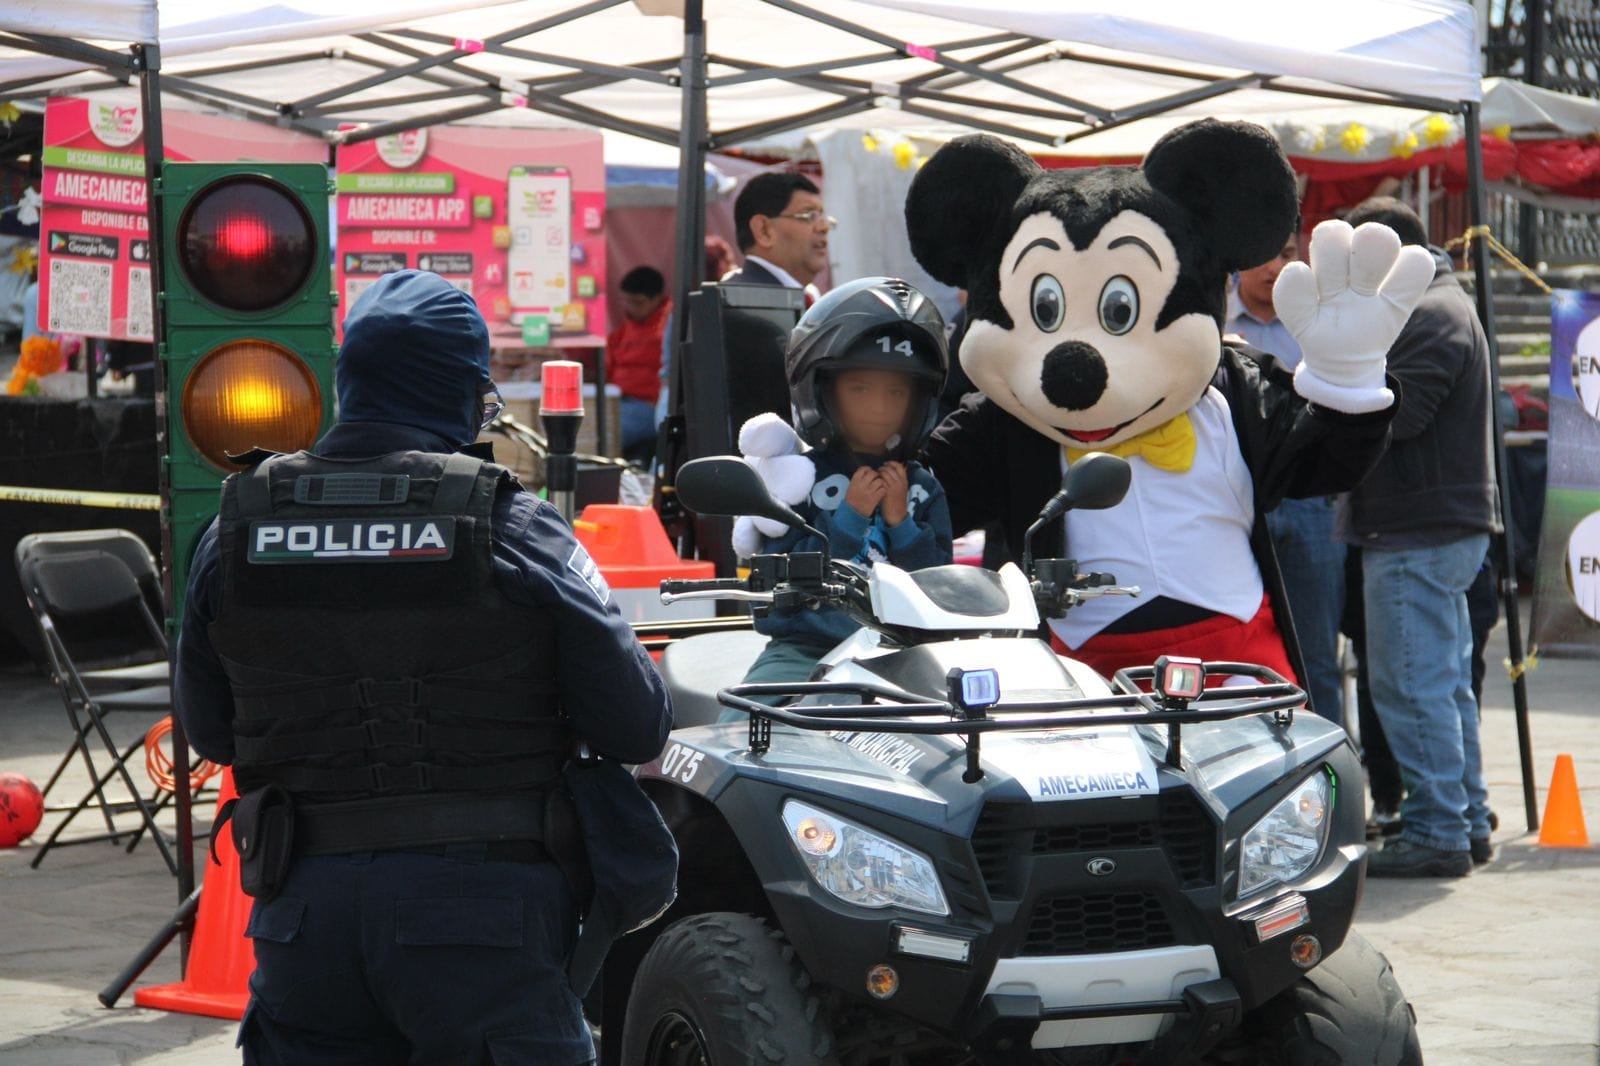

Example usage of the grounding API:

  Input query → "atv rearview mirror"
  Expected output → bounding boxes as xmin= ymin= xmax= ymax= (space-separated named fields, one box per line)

xmin=1059 ymin=451 xmax=1132 ymax=514
xmin=675 ymin=456 xmax=808 ymax=529
xmin=1021 ymin=452 xmax=1132 ymax=575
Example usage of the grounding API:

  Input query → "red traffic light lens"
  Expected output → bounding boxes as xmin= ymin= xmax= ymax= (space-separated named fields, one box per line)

xmin=177 ymin=176 xmax=315 ymax=312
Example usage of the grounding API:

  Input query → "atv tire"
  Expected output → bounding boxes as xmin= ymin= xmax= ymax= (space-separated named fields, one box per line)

xmin=621 ymin=912 xmax=839 ymax=1066
xmin=1220 ymin=930 xmax=1422 ymax=1065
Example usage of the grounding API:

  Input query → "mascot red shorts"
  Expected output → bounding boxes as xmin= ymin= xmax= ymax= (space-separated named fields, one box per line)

xmin=1053 ymin=594 xmax=1298 ymax=688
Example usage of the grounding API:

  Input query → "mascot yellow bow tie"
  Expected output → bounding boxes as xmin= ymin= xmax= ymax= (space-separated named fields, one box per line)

xmin=1065 ymin=412 xmax=1196 ymax=473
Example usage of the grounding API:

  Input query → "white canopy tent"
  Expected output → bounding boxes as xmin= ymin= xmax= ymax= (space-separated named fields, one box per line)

xmin=0 ymin=0 xmax=1544 ymax=836
xmin=3 ymin=0 xmax=1482 ymax=154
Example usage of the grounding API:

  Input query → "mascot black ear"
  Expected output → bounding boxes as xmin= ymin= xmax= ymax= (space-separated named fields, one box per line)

xmin=1142 ymin=119 xmax=1298 ymax=272
xmin=906 ymin=134 xmax=1039 ymax=288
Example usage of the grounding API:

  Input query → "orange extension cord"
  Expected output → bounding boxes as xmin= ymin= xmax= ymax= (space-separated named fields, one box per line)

xmin=144 ymin=716 xmax=224 ymax=793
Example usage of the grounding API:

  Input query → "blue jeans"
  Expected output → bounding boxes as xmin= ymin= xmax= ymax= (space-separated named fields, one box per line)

xmin=1362 ymin=534 xmax=1491 ymax=852
xmin=1267 ymin=496 xmax=1346 ymax=724
xmin=620 ymin=396 xmax=658 ymax=461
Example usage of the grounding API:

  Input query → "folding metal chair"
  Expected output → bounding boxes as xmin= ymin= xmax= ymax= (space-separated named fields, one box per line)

xmin=15 ymin=534 xmax=179 ymax=874
xmin=15 ymin=529 xmax=169 ymax=690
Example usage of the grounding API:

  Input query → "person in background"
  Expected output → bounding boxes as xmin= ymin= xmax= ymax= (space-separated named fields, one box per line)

xmin=1226 ymin=229 xmax=1347 ymax=728
xmin=722 ymin=172 xmax=831 ymax=304
xmin=656 ymin=237 xmax=737 ymax=435
xmin=1339 ymin=197 xmax=1497 ymax=878
xmin=607 ymin=265 xmax=670 ymax=464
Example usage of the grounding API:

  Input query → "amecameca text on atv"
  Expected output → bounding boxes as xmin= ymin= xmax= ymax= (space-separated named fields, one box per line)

xmin=599 ymin=455 xmax=1420 ymax=1066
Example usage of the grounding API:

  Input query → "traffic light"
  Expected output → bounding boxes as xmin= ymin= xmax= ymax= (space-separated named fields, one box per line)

xmin=157 ymin=163 xmax=335 ymax=624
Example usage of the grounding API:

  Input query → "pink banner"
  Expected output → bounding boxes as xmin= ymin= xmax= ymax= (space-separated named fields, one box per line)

xmin=335 ymin=125 xmax=606 ymax=345
xmin=38 ymin=95 xmax=325 ymax=341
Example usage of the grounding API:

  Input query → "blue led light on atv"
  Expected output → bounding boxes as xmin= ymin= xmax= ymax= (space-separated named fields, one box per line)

xmin=958 ymin=668 xmax=1000 ymax=709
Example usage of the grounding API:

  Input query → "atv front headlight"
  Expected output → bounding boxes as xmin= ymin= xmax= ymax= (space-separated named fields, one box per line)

xmin=1238 ymin=771 xmax=1332 ymax=898
xmin=781 ymin=799 xmax=949 ymax=916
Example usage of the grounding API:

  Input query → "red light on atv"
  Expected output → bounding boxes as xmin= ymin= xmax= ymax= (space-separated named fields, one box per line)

xmin=177 ymin=176 xmax=315 ymax=312
xmin=1154 ymin=655 xmax=1205 ymax=702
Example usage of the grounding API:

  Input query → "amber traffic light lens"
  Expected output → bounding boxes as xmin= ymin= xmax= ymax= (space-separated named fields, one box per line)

xmin=182 ymin=340 xmax=322 ymax=469
xmin=177 ymin=177 xmax=315 ymax=311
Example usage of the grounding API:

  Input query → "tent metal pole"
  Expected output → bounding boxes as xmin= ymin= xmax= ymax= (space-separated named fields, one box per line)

xmin=341 ymin=46 xmax=500 ymax=92
xmin=135 ymin=39 xmax=197 ymax=958
xmin=158 ymin=73 xmax=294 ymax=115
xmin=1049 ymin=47 xmax=1458 ymax=114
xmin=911 ymin=41 xmax=1048 ymax=93
xmin=289 ymin=0 xmax=628 ymax=113
xmin=878 ymin=82 xmax=1086 ymax=124
xmin=344 ymin=31 xmax=679 ymax=144
xmin=754 ymin=0 xmax=1111 ymax=120
xmin=662 ymin=0 xmax=708 ymax=545
xmin=0 ymin=32 xmax=134 ymax=71
xmin=298 ymin=85 xmax=498 ymax=119
xmin=891 ymin=100 xmax=1059 ymax=147
xmin=710 ymin=96 xmax=881 ymax=150
xmin=708 ymin=33 xmax=1021 ymax=88
xmin=723 ymin=61 xmax=1087 ymax=126
xmin=1052 ymin=75 xmax=1263 ymax=147
xmin=1464 ymin=101 xmax=1540 ymax=834
xmin=338 ymin=100 xmax=510 ymax=143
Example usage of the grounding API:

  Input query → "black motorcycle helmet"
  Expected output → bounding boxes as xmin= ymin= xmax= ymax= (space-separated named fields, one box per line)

xmin=786 ymin=276 xmax=948 ymax=458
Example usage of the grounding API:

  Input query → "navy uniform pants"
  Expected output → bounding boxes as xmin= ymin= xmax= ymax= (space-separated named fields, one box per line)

xmin=239 ymin=843 xmax=594 ymax=1065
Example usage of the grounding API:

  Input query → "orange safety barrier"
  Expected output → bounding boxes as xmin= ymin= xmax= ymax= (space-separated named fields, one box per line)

xmin=573 ymin=504 xmax=715 ymax=589
xmin=134 ymin=769 xmax=252 ymax=1019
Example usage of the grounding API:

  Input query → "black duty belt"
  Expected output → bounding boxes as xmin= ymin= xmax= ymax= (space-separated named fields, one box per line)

xmin=296 ymin=792 xmax=545 ymax=856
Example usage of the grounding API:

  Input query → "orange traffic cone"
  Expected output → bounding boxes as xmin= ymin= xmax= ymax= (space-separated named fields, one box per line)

xmin=1537 ymin=754 xmax=1591 ymax=849
xmin=134 ymin=770 xmax=254 ymax=1019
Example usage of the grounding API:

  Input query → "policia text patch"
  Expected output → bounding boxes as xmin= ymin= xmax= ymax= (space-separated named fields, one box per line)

xmin=247 ymin=518 xmax=456 ymax=563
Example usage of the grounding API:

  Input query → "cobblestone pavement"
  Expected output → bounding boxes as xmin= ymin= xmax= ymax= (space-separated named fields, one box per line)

xmin=1 ymin=614 xmax=1596 ymax=1064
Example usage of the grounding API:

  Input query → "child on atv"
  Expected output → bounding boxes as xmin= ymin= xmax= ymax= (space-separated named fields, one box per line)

xmin=732 ymin=277 xmax=954 ymax=700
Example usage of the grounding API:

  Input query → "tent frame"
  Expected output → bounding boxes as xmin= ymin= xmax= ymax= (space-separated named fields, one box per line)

xmin=0 ymin=0 xmax=1540 ymax=933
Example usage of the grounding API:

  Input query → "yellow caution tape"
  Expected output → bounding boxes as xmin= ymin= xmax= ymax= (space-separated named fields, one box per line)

xmin=1444 ymin=224 xmax=1554 ymax=296
xmin=0 ymin=484 xmax=160 ymax=510
xmin=1505 ymin=644 xmax=1540 ymax=682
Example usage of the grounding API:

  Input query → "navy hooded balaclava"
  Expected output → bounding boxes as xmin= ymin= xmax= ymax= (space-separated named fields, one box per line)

xmin=335 ymin=269 xmax=492 ymax=448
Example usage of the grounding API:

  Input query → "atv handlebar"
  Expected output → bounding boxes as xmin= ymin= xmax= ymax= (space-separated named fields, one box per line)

xmin=660 ymin=588 xmax=776 ymax=605
xmin=659 ymin=577 xmax=750 ymax=596
xmin=1061 ymin=583 xmax=1142 ymax=606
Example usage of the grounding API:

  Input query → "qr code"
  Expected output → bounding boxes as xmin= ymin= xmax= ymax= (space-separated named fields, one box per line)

xmin=47 ymin=258 xmax=113 ymax=336
xmin=126 ymin=266 xmax=153 ymax=341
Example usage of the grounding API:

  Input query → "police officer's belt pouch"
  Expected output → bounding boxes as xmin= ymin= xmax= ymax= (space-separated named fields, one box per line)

xmin=561 ymin=757 xmax=679 ymax=997
xmin=233 ymin=785 xmax=295 ymax=900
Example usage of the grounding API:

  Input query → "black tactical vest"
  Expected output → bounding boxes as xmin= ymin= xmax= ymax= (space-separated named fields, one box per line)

xmin=209 ymin=450 xmax=566 ymax=828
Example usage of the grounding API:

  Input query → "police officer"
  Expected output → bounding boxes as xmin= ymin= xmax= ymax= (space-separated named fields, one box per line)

xmin=174 ymin=270 xmax=672 ymax=1064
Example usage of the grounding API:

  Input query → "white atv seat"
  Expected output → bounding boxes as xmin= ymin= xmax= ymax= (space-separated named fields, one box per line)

xmin=660 ymin=630 xmax=771 ymax=728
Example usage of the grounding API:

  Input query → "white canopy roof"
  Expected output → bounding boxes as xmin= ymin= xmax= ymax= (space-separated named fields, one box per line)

xmin=2 ymin=0 xmax=1484 ymax=161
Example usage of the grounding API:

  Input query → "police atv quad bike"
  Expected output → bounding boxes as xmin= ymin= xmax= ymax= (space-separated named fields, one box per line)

xmin=600 ymin=454 xmax=1420 ymax=1066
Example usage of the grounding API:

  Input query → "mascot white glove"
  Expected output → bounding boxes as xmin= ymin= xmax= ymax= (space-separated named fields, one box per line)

xmin=1272 ymin=219 xmax=1436 ymax=415
xmin=730 ymin=413 xmax=816 ymax=560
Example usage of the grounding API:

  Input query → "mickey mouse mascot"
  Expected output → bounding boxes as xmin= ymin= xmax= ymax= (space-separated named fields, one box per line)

xmin=912 ymin=118 xmax=1438 ymax=684
xmin=740 ymin=119 xmax=1434 ymax=693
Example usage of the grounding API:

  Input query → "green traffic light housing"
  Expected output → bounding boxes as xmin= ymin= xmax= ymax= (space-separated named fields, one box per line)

xmin=158 ymin=162 xmax=335 ymax=625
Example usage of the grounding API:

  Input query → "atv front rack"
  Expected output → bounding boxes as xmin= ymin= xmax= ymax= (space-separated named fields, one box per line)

xmin=718 ymin=661 xmax=1302 ymax=775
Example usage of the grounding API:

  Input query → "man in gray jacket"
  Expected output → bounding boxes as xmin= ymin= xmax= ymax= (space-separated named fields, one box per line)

xmin=1339 ymin=198 xmax=1497 ymax=877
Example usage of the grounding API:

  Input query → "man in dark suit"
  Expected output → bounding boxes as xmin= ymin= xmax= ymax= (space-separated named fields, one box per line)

xmin=723 ymin=172 xmax=831 ymax=300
